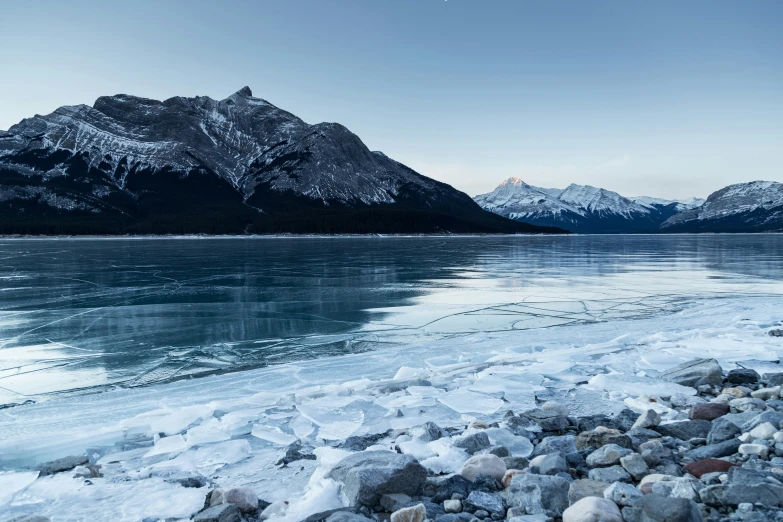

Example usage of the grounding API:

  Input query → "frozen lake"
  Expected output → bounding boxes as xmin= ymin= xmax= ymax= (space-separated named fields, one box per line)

xmin=1 ymin=234 xmax=783 ymax=405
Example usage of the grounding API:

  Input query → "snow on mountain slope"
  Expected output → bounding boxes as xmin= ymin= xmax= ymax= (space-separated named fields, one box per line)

xmin=632 ymin=196 xmax=705 ymax=210
xmin=661 ymin=181 xmax=783 ymax=232
xmin=474 ymin=178 xmax=680 ymax=233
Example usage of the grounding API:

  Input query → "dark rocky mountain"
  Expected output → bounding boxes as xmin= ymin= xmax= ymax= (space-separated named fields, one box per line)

xmin=661 ymin=181 xmax=783 ymax=232
xmin=0 ymin=87 xmax=562 ymax=235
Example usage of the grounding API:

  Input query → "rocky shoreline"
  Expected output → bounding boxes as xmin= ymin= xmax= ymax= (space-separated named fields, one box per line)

xmin=8 ymin=329 xmax=783 ymax=522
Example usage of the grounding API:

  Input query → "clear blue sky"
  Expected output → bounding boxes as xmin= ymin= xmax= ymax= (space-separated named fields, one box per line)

xmin=1 ymin=1 xmax=781 ymax=199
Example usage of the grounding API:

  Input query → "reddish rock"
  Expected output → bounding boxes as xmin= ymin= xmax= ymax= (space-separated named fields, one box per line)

xmin=689 ymin=402 xmax=729 ymax=421
xmin=683 ymin=458 xmax=735 ymax=478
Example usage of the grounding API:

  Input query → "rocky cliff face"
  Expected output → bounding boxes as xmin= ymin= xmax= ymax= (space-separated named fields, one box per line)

xmin=0 ymin=88 xmax=560 ymax=235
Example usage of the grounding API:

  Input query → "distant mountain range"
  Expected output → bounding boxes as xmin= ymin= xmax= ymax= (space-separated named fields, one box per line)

xmin=0 ymin=87 xmax=562 ymax=235
xmin=475 ymin=178 xmax=783 ymax=233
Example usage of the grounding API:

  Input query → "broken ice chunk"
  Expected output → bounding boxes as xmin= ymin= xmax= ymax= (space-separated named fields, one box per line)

xmin=251 ymin=425 xmax=297 ymax=446
xmin=585 ymin=373 xmax=697 ymax=398
xmin=193 ymin=440 xmax=251 ymax=470
xmin=144 ymin=434 xmax=188 ymax=459
xmin=394 ymin=366 xmax=430 ymax=380
xmin=186 ymin=419 xmax=231 ymax=446
xmin=150 ymin=405 xmax=214 ymax=436
xmin=438 ymin=389 xmax=505 ymax=414
xmin=0 ymin=470 xmax=39 ymax=505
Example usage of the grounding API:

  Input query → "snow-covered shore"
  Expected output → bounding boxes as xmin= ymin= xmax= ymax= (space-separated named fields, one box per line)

xmin=1 ymin=295 xmax=782 ymax=521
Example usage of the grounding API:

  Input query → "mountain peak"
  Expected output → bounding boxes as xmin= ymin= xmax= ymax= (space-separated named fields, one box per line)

xmin=235 ymin=86 xmax=253 ymax=97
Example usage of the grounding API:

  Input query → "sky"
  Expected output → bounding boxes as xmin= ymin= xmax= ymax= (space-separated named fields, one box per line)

xmin=1 ymin=1 xmax=781 ymax=200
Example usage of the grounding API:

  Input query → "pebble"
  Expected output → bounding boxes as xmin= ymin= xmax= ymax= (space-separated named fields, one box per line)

xmin=562 ymin=497 xmax=622 ymax=522
xmin=443 ymin=500 xmax=462 ymax=514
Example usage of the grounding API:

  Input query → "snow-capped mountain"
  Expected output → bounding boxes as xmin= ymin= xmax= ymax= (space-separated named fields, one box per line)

xmin=632 ymin=196 xmax=705 ymax=211
xmin=474 ymin=178 xmax=683 ymax=233
xmin=661 ymin=181 xmax=783 ymax=232
xmin=0 ymin=88 xmax=561 ymax=235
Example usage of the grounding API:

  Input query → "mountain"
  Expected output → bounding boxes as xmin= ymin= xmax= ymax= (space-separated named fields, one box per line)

xmin=0 ymin=88 xmax=563 ymax=235
xmin=474 ymin=178 xmax=683 ymax=233
xmin=631 ymin=196 xmax=705 ymax=211
xmin=661 ymin=181 xmax=783 ymax=232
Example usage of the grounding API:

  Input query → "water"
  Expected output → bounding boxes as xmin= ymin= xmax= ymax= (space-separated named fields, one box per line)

xmin=1 ymin=234 xmax=782 ymax=404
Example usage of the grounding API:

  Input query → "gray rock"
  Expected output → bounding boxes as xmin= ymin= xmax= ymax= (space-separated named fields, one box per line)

xmin=454 ymin=432 xmax=491 ymax=454
xmin=324 ymin=513 xmax=375 ymax=522
xmin=326 ymin=451 xmax=427 ymax=507
xmin=532 ymin=453 xmax=568 ymax=475
xmin=727 ymin=368 xmax=760 ymax=385
xmin=741 ymin=409 xmax=783 ymax=432
xmin=620 ymin=453 xmax=649 ymax=480
xmin=532 ymin=435 xmax=577 ymax=457
xmin=632 ymin=409 xmax=661 ymax=429
xmin=507 ymin=474 xmax=570 ymax=516
xmin=603 ymin=481 xmax=642 ymax=506
xmin=415 ymin=422 xmax=444 ymax=442
xmin=431 ymin=474 xmax=473 ymax=503
xmin=521 ymin=409 xmax=569 ymax=432
xmin=380 ymin=494 xmax=412 ymax=512
xmin=684 ymin=439 xmax=741 ymax=460
xmin=699 ymin=466 xmax=783 ymax=507
xmin=193 ymin=504 xmax=241 ymax=522
xmin=400 ymin=500 xmax=445 ymax=520
xmin=655 ymin=420 xmax=712 ymax=441
xmin=38 ymin=455 xmax=89 ymax=476
xmin=658 ymin=358 xmax=723 ymax=388
xmin=586 ymin=444 xmax=632 ymax=467
xmin=488 ymin=446 xmax=509 ymax=458
xmin=434 ymin=515 xmax=474 ymax=522
xmin=729 ymin=397 xmax=767 ymax=413
xmin=503 ymin=456 xmax=529 ymax=470
xmin=577 ymin=414 xmax=617 ymax=432
xmin=621 ymin=494 xmax=702 ymax=522
xmin=567 ymin=479 xmax=609 ymax=505
xmin=576 ymin=428 xmax=632 ymax=452
xmin=7 ymin=517 xmax=52 ymax=522
xmin=766 ymin=372 xmax=783 ymax=386
xmin=462 ymin=491 xmax=505 ymax=516
xmin=587 ymin=465 xmax=631 ymax=483
xmin=706 ymin=417 xmax=742 ymax=444
xmin=769 ymin=329 xmax=783 ymax=337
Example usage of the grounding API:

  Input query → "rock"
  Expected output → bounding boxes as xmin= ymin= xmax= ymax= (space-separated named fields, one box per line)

xmin=604 ymin=481 xmax=642 ymax=506
xmin=588 ymin=465 xmax=631 ymax=483
xmin=326 ymin=451 xmax=427 ymax=507
xmin=685 ymin=438 xmax=742 ymax=460
xmin=638 ymin=440 xmax=670 ymax=466
xmin=751 ymin=386 xmax=781 ymax=400
xmin=7 ymin=517 xmax=51 ymax=522
xmin=194 ymin=504 xmax=241 ymax=522
xmin=682 ymin=459 xmax=734 ymax=478
xmin=533 ymin=435 xmax=577 ymax=456
xmin=459 ymin=453 xmax=507 ymax=481
xmin=576 ymin=427 xmax=632 ymax=452
xmin=503 ymin=456 xmax=529 ymax=470
xmin=471 ymin=474 xmax=503 ymax=493
xmin=614 ymin=408 xmax=639 ymax=432
xmin=568 ymin=479 xmax=609 ymax=505
xmin=435 ymin=515 xmax=474 ymax=522
xmin=689 ymin=403 xmax=729 ymax=421
xmin=577 ymin=414 xmax=617 ymax=432
xmin=671 ymin=393 xmax=707 ymax=409
xmin=700 ymin=480 xmax=783 ymax=507
xmin=324 ymin=513 xmax=374 ymax=522
xmin=562 ymin=497 xmax=622 ymax=522
xmin=38 ymin=455 xmax=89 ymax=476
xmin=443 ymin=499 xmax=462 ymax=513
xmin=706 ymin=417 xmax=742 ymax=444
xmin=220 ymin=487 xmax=258 ymax=513
xmin=721 ymin=387 xmax=746 ymax=398
xmin=655 ymin=420 xmax=712 ymax=441
xmin=380 ymin=494 xmax=412 ymax=512
xmin=432 ymin=474 xmax=473 ymax=503
xmin=729 ymin=398 xmax=766 ymax=413
xmin=620 ymin=453 xmax=649 ymax=480
xmin=462 ymin=491 xmax=505 ymax=516
xmin=586 ymin=444 xmax=632 ymax=467
xmin=502 ymin=469 xmax=525 ymax=488
xmin=391 ymin=504 xmax=426 ymax=522
xmin=489 ymin=446 xmax=509 ymax=458
xmin=522 ymin=408 xmax=570 ymax=432
xmin=738 ymin=443 xmax=769 ymax=458
xmin=454 ymin=432 xmax=491 ymax=454
xmin=766 ymin=372 xmax=783 ymax=385
xmin=621 ymin=494 xmax=702 ymax=522
xmin=632 ymin=409 xmax=661 ymax=429
xmin=727 ymin=368 xmax=760 ymax=385
xmin=658 ymin=358 xmax=722 ymax=388
xmin=507 ymin=474 xmax=570 ymax=516
xmin=530 ymin=453 xmax=568 ymax=475
xmin=413 ymin=422 xmax=444 ymax=442
xmin=742 ymin=409 xmax=783 ymax=432
xmin=770 ymin=329 xmax=783 ymax=337
xmin=749 ymin=422 xmax=778 ymax=440
xmin=342 ymin=432 xmax=389 ymax=451
xmin=278 ymin=440 xmax=317 ymax=465
xmin=541 ymin=401 xmax=569 ymax=417
xmin=506 ymin=516 xmax=550 ymax=522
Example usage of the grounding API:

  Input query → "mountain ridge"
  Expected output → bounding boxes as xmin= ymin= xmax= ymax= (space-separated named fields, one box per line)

xmin=0 ymin=88 xmax=563 ymax=235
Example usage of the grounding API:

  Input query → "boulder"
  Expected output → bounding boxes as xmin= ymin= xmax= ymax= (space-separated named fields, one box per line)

xmin=603 ymin=481 xmax=642 ymax=506
xmin=729 ymin=398 xmax=766 ymax=413
xmin=326 ymin=451 xmax=427 ymax=507
xmin=220 ymin=487 xmax=258 ymax=513
xmin=194 ymin=504 xmax=241 ymax=522
xmin=454 ymin=432 xmax=491 ymax=454
xmin=742 ymin=409 xmax=783 ymax=432
xmin=576 ymin=428 xmax=632 ymax=452
xmin=459 ymin=453 xmax=506 ymax=481
xmin=567 ymin=479 xmax=609 ymax=505
xmin=390 ymin=504 xmax=426 ymax=522
xmin=621 ymin=494 xmax=702 ymax=522
xmin=562 ymin=497 xmax=622 ymax=522
xmin=586 ymin=444 xmax=632 ymax=467
xmin=706 ymin=417 xmax=741 ymax=445
xmin=521 ymin=408 xmax=570 ymax=432
xmin=38 ymin=455 xmax=89 ymax=476
xmin=658 ymin=358 xmax=722 ymax=388
xmin=619 ymin=453 xmax=649 ymax=480
xmin=533 ymin=435 xmax=577 ymax=456
xmin=588 ymin=465 xmax=631 ymax=483
xmin=689 ymin=403 xmax=729 ymax=421
xmin=726 ymin=368 xmax=760 ymax=385
xmin=506 ymin=474 xmax=570 ymax=516
xmin=431 ymin=474 xmax=473 ymax=503
xmin=530 ymin=453 xmax=567 ymax=475
xmin=654 ymin=420 xmax=711 ymax=441
xmin=462 ymin=491 xmax=505 ymax=516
